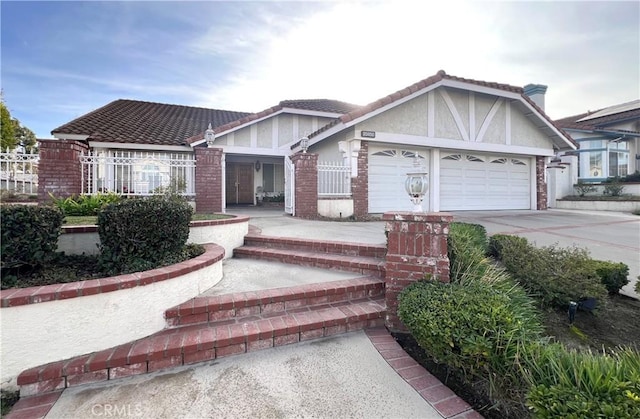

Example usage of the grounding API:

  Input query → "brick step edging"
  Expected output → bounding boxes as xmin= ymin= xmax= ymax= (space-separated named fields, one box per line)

xmin=233 ymin=247 xmax=385 ymax=277
xmin=243 ymin=234 xmax=387 ymax=258
xmin=165 ymin=276 xmax=385 ymax=327
xmin=17 ymin=300 xmax=386 ymax=397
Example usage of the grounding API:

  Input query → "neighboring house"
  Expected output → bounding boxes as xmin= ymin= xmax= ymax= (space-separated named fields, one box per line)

xmin=555 ymin=100 xmax=640 ymax=182
xmin=46 ymin=70 xmax=576 ymax=215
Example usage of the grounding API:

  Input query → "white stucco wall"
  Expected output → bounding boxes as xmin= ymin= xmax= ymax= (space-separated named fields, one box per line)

xmin=58 ymin=231 xmax=100 ymax=255
xmin=357 ymin=94 xmax=429 ymax=136
xmin=57 ymin=218 xmax=249 ymax=259
xmin=187 ymin=218 xmax=249 ymax=259
xmin=317 ymin=199 xmax=354 ymax=218
xmin=0 ymin=245 xmax=224 ymax=389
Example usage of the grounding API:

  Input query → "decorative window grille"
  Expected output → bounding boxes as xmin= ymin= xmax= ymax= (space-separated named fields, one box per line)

xmin=318 ymin=162 xmax=351 ymax=196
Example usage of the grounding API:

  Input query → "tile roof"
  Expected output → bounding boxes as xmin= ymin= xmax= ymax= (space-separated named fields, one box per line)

xmin=52 ymin=99 xmax=251 ymax=146
xmin=302 ymin=70 xmax=576 ymax=149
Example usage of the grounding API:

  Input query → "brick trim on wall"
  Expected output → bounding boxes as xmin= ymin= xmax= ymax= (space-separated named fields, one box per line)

xmin=536 ymin=156 xmax=548 ymax=210
xmin=195 ymin=147 xmax=223 ymax=213
xmin=37 ymin=140 xmax=89 ymax=203
xmin=352 ymin=141 xmax=369 ymax=219
xmin=383 ymin=212 xmax=453 ymax=332
xmin=291 ymin=152 xmax=318 ymax=219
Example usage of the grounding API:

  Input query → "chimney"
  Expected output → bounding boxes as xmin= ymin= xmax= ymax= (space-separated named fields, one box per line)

xmin=523 ymin=84 xmax=548 ymax=111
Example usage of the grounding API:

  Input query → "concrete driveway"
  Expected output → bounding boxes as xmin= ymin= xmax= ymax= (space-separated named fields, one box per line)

xmin=237 ymin=207 xmax=639 ymax=298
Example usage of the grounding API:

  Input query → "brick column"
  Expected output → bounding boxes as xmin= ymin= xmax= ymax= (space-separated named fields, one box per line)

xmin=536 ymin=156 xmax=548 ymax=210
xmin=383 ymin=212 xmax=453 ymax=332
xmin=37 ymin=140 xmax=89 ymax=204
xmin=291 ymin=152 xmax=318 ymax=219
xmin=352 ymin=141 xmax=369 ymax=219
xmin=195 ymin=147 xmax=223 ymax=213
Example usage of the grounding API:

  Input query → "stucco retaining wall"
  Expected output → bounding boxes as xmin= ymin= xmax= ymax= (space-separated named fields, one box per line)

xmin=555 ymin=200 xmax=640 ymax=212
xmin=0 ymin=243 xmax=224 ymax=389
xmin=57 ymin=215 xmax=249 ymax=258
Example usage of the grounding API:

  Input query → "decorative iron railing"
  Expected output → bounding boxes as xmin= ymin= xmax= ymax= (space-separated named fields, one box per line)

xmin=318 ymin=162 xmax=351 ymax=196
xmin=79 ymin=150 xmax=196 ymax=196
xmin=0 ymin=149 xmax=39 ymax=194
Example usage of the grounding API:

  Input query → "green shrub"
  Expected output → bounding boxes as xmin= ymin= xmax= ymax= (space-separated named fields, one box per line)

xmin=447 ymin=222 xmax=490 ymax=283
xmin=1 ymin=205 xmax=64 ymax=270
xmin=50 ymin=192 xmax=121 ymax=216
xmin=587 ymin=260 xmax=630 ymax=294
xmin=97 ymin=196 xmax=193 ymax=274
xmin=490 ymin=235 xmax=608 ymax=308
xmin=398 ymin=276 xmax=543 ymax=388
xmin=524 ymin=346 xmax=640 ymax=418
xmin=573 ymin=181 xmax=597 ymax=197
xmin=487 ymin=234 xmax=529 ymax=259
xmin=622 ymin=171 xmax=640 ymax=183
xmin=635 ymin=277 xmax=640 ymax=294
xmin=603 ymin=178 xmax=625 ymax=196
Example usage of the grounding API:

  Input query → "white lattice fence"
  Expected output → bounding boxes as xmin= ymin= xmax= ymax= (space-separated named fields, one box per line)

xmin=318 ymin=162 xmax=351 ymax=196
xmin=0 ymin=149 xmax=39 ymax=194
xmin=79 ymin=150 xmax=196 ymax=196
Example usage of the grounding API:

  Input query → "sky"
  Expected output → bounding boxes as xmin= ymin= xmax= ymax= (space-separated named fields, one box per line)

xmin=1 ymin=0 xmax=639 ymax=140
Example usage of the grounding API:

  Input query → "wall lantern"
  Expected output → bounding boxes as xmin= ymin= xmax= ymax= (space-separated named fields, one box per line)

xmin=405 ymin=156 xmax=428 ymax=212
xmin=300 ymin=137 xmax=309 ymax=153
xmin=255 ymin=160 xmax=261 ymax=171
xmin=205 ymin=123 xmax=215 ymax=147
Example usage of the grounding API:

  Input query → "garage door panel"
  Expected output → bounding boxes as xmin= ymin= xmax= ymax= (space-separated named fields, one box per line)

xmin=368 ymin=147 xmax=429 ymax=213
xmin=440 ymin=152 xmax=531 ymax=210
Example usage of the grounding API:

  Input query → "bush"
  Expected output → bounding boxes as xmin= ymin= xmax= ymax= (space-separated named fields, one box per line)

xmin=586 ymin=260 xmax=630 ymax=294
xmin=1 ymin=205 xmax=64 ymax=270
xmin=603 ymin=178 xmax=625 ymax=196
xmin=524 ymin=346 xmax=640 ymax=418
xmin=487 ymin=234 xmax=530 ymax=259
xmin=447 ymin=222 xmax=489 ymax=283
xmin=50 ymin=192 xmax=121 ymax=216
xmin=398 ymin=276 xmax=543 ymax=389
xmin=622 ymin=171 xmax=640 ymax=183
xmin=490 ymin=235 xmax=608 ymax=309
xmin=97 ymin=196 xmax=193 ymax=274
xmin=573 ymin=181 xmax=597 ymax=197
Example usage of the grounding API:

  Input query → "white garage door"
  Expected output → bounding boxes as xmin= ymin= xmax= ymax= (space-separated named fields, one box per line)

xmin=368 ymin=147 xmax=429 ymax=213
xmin=440 ymin=152 xmax=531 ymax=210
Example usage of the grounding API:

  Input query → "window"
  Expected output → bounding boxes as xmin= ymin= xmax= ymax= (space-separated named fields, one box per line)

xmin=491 ymin=158 xmax=507 ymax=164
xmin=263 ymin=164 xmax=275 ymax=192
xmin=511 ymin=159 xmax=527 ymax=166
xmin=442 ymin=154 xmax=462 ymax=161
xmin=466 ymin=155 xmax=484 ymax=162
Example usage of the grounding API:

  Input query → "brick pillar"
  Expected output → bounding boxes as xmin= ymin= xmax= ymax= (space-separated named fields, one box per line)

xmin=352 ymin=141 xmax=369 ymax=219
xmin=195 ymin=147 xmax=223 ymax=213
xmin=383 ymin=212 xmax=453 ymax=332
xmin=536 ymin=156 xmax=548 ymax=210
xmin=291 ymin=152 xmax=318 ymax=219
xmin=37 ymin=140 xmax=89 ymax=204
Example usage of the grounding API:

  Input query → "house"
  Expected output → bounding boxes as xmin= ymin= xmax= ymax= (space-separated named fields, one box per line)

xmin=44 ymin=70 xmax=577 ymax=216
xmin=555 ymin=100 xmax=640 ymax=181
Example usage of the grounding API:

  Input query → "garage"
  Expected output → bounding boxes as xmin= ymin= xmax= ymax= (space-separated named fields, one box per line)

xmin=439 ymin=152 xmax=531 ymax=210
xmin=368 ymin=147 xmax=429 ymax=213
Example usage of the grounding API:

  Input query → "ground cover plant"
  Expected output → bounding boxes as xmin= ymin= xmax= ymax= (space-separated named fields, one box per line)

xmin=397 ymin=223 xmax=640 ymax=418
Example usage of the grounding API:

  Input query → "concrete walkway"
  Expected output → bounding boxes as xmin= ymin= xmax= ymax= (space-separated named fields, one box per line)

xmin=28 ymin=208 xmax=639 ymax=418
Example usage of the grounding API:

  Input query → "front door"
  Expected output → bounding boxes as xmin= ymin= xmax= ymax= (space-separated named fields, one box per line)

xmin=226 ymin=163 xmax=254 ymax=205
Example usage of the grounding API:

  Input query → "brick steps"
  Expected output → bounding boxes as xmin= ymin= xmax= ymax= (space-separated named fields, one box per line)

xmin=233 ymin=234 xmax=386 ymax=277
xmin=242 ymin=234 xmax=387 ymax=258
xmin=16 ymin=281 xmax=386 ymax=397
xmin=165 ymin=276 xmax=385 ymax=327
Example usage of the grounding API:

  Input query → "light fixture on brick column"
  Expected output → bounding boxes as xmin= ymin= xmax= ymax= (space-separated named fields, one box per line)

xmin=405 ymin=154 xmax=428 ymax=212
xmin=300 ymin=137 xmax=309 ymax=153
xmin=205 ymin=123 xmax=215 ymax=147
